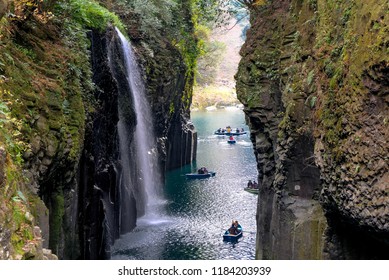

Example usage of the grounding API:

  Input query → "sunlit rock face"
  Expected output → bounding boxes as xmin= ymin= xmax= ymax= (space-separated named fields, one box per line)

xmin=236 ymin=0 xmax=389 ymax=259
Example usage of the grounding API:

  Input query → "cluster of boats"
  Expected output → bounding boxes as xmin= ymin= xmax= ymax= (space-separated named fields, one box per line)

xmin=186 ymin=168 xmax=244 ymax=241
xmin=184 ymin=126 xmax=254 ymax=242
xmin=214 ymin=126 xmax=247 ymax=136
xmin=185 ymin=168 xmax=245 ymax=241
xmin=215 ymin=126 xmax=247 ymax=145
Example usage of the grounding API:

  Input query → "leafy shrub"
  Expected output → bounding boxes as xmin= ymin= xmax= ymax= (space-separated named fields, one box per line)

xmin=57 ymin=0 xmax=125 ymax=31
xmin=120 ymin=0 xmax=177 ymax=35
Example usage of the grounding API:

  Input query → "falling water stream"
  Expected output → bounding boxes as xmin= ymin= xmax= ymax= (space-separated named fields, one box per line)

xmin=115 ymin=28 xmax=164 ymax=223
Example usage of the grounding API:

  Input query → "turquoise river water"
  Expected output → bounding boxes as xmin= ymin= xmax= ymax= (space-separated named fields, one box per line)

xmin=112 ymin=108 xmax=258 ymax=260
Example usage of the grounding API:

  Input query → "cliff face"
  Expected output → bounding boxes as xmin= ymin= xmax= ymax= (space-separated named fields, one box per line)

xmin=138 ymin=29 xmax=197 ymax=172
xmin=0 ymin=3 xmax=91 ymax=259
xmin=236 ymin=0 xmax=388 ymax=259
xmin=0 ymin=0 xmax=197 ymax=259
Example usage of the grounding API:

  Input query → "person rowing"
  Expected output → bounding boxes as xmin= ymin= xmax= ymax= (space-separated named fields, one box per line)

xmin=197 ymin=167 xmax=208 ymax=174
xmin=228 ymin=220 xmax=241 ymax=235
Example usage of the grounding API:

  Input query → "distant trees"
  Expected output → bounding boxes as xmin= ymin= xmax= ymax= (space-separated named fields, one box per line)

xmin=196 ymin=31 xmax=226 ymax=86
xmin=194 ymin=0 xmax=253 ymax=86
xmin=90 ymin=0 xmax=252 ymax=91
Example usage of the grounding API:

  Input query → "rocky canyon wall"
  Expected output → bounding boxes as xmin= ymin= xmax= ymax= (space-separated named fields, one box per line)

xmin=236 ymin=0 xmax=388 ymax=259
xmin=0 ymin=0 xmax=197 ymax=259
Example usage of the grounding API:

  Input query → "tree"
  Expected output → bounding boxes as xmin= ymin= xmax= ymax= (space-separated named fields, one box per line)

xmin=196 ymin=40 xmax=226 ymax=85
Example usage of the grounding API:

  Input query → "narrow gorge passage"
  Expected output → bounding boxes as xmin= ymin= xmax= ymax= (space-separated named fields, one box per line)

xmin=112 ymin=109 xmax=258 ymax=260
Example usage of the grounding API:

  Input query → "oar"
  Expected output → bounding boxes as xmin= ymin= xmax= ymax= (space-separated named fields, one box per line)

xmin=243 ymin=230 xmax=257 ymax=234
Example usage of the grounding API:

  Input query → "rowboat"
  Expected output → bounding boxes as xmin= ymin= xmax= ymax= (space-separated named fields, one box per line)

xmin=214 ymin=131 xmax=247 ymax=136
xmin=244 ymin=187 xmax=259 ymax=194
xmin=185 ymin=172 xmax=216 ymax=179
xmin=223 ymin=225 xmax=243 ymax=242
xmin=227 ymin=139 xmax=236 ymax=144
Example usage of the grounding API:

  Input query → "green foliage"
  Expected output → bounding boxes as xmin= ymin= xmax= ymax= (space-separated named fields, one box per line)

xmin=56 ymin=0 xmax=125 ymax=31
xmin=189 ymin=0 xmax=256 ymax=31
xmin=49 ymin=191 xmax=64 ymax=254
xmin=119 ymin=0 xmax=177 ymax=35
xmin=0 ymin=98 xmax=26 ymax=166
xmin=8 ymin=188 xmax=35 ymax=257
xmin=307 ymin=70 xmax=315 ymax=85
xmin=169 ymin=101 xmax=175 ymax=115
xmin=193 ymin=0 xmax=229 ymax=28
xmin=308 ymin=0 xmax=317 ymax=11
xmin=14 ymin=44 xmax=36 ymax=61
xmin=341 ymin=7 xmax=352 ymax=25
xmin=278 ymin=101 xmax=295 ymax=133
xmin=305 ymin=95 xmax=317 ymax=109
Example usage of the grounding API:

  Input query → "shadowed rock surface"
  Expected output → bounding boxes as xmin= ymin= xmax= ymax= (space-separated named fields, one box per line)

xmin=236 ymin=0 xmax=388 ymax=259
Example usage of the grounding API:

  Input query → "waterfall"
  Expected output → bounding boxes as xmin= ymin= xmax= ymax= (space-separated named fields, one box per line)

xmin=113 ymin=28 xmax=163 ymax=223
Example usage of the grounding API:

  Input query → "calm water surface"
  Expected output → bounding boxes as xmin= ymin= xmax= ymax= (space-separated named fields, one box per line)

xmin=112 ymin=108 xmax=258 ymax=260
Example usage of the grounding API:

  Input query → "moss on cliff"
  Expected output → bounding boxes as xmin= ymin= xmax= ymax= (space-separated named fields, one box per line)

xmin=313 ymin=0 xmax=388 ymax=161
xmin=48 ymin=190 xmax=64 ymax=253
xmin=0 ymin=0 xmax=127 ymax=258
xmin=237 ymin=0 xmax=388 ymax=259
xmin=1 ymin=0 xmax=202 ymax=259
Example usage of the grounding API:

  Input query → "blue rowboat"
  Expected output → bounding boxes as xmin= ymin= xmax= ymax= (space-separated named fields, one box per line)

xmin=227 ymin=139 xmax=236 ymax=144
xmin=185 ymin=172 xmax=216 ymax=179
xmin=223 ymin=225 xmax=243 ymax=242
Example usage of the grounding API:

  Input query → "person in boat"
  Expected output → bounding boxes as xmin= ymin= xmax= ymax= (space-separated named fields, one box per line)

xmin=247 ymin=180 xmax=253 ymax=188
xmin=198 ymin=167 xmax=208 ymax=174
xmin=236 ymin=128 xmax=240 ymax=133
xmin=234 ymin=220 xmax=241 ymax=230
xmin=217 ymin=128 xmax=221 ymax=133
xmin=253 ymin=181 xmax=258 ymax=189
xmin=229 ymin=220 xmax=238 ymax=235
xmin=229 ymin=135 xmax=234 ymax=141
xmin=226 ymin=126 xmax=231 ymax=133
xmin=228 ymin=220 xmax=241 ymax=235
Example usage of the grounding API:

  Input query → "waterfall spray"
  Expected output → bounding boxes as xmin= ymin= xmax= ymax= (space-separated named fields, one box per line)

xmin=114 ymin=27 xmax=163 ymax=221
